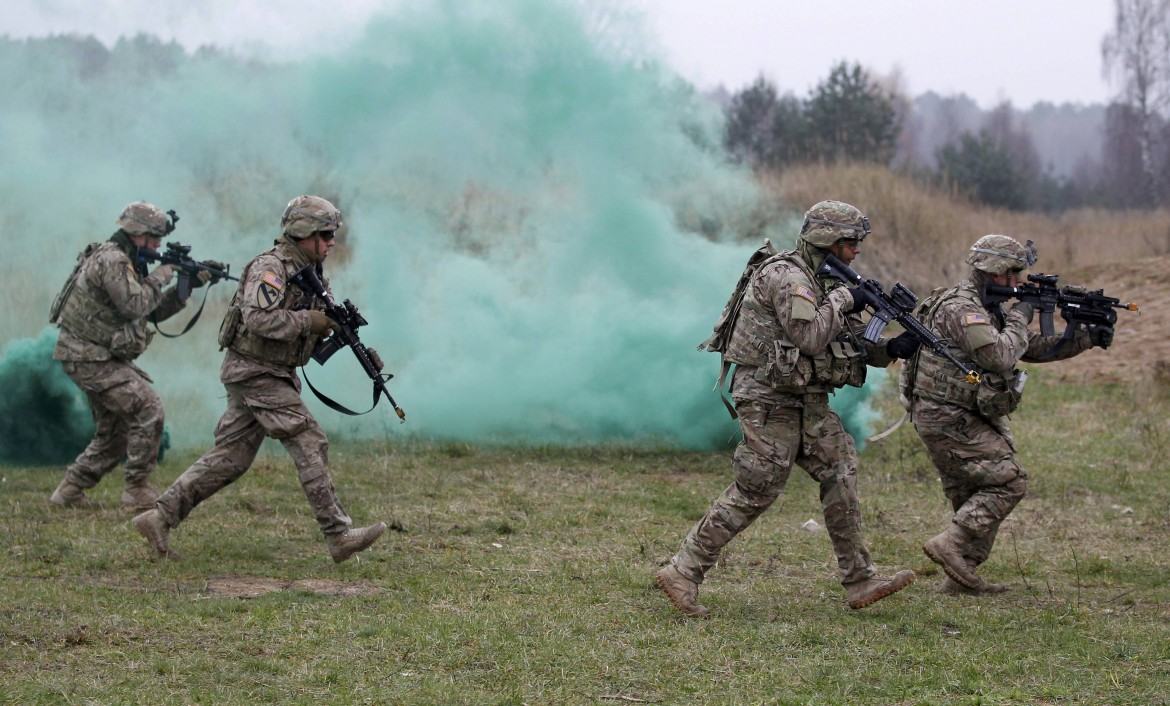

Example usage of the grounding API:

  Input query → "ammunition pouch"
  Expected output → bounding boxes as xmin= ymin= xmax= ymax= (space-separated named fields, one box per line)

xmin=757 ymin=340 xmax=813 ymax=390
xmin=217 ymin=305 xmax=242 ymax=350
xmin=815 ymin=337 xmax=867 ymax=388
xmin=757 ymin=336 xmax=866 ymax=391
xmin=975 ymin=370 xmax=1025 ymax=418
xmin=108 ymin=321 xmax=153 ymax=361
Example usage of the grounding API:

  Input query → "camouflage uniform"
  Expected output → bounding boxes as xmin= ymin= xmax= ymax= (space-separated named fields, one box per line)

xmin=136 ymin=195 xmax=385 ymax=563
xmin=907 ymin=235 xmax=1094 ymax=591
xmin=51 ymin=205 xmax=186 ymax=508
xmin=660 ymin=201 xmax=916 ymax=614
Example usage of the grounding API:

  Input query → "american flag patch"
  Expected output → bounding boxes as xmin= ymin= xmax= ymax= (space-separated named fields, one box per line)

xmin=962 ymin=312 xmax=989 ymax=326
xmin=262 ymin=272 xmax=284 ymax=290
xmin=793 ymin=284 xmax=816 ymax=303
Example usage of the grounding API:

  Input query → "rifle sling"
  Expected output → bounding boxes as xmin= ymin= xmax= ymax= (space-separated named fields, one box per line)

xmin=153 ymin=286 xmax=210 ymax=339
xmin=300 ymin=365 xmax=380 ymax=416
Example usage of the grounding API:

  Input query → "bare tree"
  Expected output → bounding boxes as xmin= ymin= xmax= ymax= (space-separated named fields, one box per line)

xmin=1102 ymin=0 xmax=1170 ymax=205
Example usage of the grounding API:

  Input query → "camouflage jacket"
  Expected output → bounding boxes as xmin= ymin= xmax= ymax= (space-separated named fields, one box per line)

xmin=906 ymin=278 xmax=1090 ymax=426
xmin=217 ymin=237 xmax=330 ymax=383
xmin=727 ymin=248 xmax=894 ymax=404
xmin=53 ymin=233 xmax=185 ymax=362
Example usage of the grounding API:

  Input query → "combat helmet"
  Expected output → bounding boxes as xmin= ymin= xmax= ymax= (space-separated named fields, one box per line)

xmin=281 ymin=195 xmax=342 ymax=240
xmin=116 ymin=201 xmax=170 ymax=237
xmin=966 ymin=234 xmax=1038 ymax=274
xmin=799 ymin=200 xmax=871 ymax=247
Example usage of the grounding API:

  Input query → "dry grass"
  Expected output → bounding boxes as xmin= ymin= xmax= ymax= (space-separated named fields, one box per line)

xmin=760 ymin=163 xmax=1170 ymax=298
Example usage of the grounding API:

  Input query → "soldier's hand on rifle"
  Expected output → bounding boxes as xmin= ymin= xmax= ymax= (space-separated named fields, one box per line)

xmin=308 ymin=310 xmax=340 ymax=336
xmin=886 ymin=331 xmax=921 ymax=360
xmin=150 ymin=263 xmax=175 ymax=286
xmin=843 ymin=287 xmax=871 ymax=314
xmin=1010 ymin=300 xmax=1034 ymax=324
xmin=193 ymin=270 xmax=213 ymax=288
xmin=1089 ymin=325 xmax=1114 ymax=349
xmin=366 ymin=348 xmax=385 ymax=373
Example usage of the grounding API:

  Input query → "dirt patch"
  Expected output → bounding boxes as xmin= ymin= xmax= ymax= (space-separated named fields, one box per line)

xmin=1045 ymin=254 xmax=1170 ymax=384
xmin=204 ymin=576 xmax=383 ymax=599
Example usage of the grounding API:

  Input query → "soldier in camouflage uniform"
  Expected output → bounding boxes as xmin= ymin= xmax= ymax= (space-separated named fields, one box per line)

xmin=657 ymin=201 xmax=918 ymax=616
xmin=906 ymin=234 xmax=1110 ymax=594
xmin=50 ymin=201 xmax=207 ymax=511
xmin=133 ymin=195 xmax=387 ymax=563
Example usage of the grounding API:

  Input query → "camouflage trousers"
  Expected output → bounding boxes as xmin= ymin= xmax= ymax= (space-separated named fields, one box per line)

xmin=155 ymin=373 xmax=351 ymax=535
xmin=61 ymin=360 xmax=164 ymax=489
xmin=915 ymin=413 xmax=1027 ymax=567
xmin=673 ymin=393 xmax=876 ymax=586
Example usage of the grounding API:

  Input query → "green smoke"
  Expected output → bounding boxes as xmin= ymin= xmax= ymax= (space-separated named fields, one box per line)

xmin=0 ymin=1 xmax=886 ymax=452
xmin=0 ymin=328 xmax=94 ymax=464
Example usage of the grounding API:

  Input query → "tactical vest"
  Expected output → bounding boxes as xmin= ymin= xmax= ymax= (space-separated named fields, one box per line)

xmin=906 ymin=283 xmax=1022 ymax=415
xmin=218 ymin=246 xmax=317 ymax=368
xmin=725 ymin=251 xmax=866 ymax=393
xmin=54 ymin=242 xmax=154 ymax=360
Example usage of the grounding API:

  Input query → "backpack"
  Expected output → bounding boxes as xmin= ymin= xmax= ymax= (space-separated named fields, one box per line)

xmin=49 ymin=242 xmax=102 ymax=325
xmin=697 ymin=239 xmax=778 ymax=418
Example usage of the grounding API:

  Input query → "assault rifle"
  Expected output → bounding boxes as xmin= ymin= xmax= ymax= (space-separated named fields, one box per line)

xmin=982 ymin=273 xmax=1138 ymax=355
xmin=290 ymin=265 xmax=406 ymax=422
xmin=817 ymin=253 xmax=981 ymax=384
xmin=140 ymin=241 xmax=238 ymax=301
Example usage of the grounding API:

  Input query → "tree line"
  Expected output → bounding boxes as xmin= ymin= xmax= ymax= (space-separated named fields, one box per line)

xmin=722 ymin=0 xmax=1170 ymax=213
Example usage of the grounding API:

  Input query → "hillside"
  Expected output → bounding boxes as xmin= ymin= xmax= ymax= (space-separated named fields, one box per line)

xmin=1055 ymin=254 xmax=1170 ymax=384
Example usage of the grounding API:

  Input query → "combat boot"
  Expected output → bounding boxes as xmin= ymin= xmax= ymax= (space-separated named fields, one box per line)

xmin=939 ymin=559 xmax=1010 ymax=595
xmin=133 ymin=509 xmax=180 ymax=559
xmin=923 ymin=525 xmax=984 ymax=590
xmin=845 ymin=569 xmax=916 ymax=609
xmin=121 ymin=483 xmax=159 ymax=511
xmin=326 ymin=522 xmax=387 ymax=563
xmin=656 ymin=563 xmax=709 ymax=617
xmin=49 ymin=479 xmax=92 ymax=508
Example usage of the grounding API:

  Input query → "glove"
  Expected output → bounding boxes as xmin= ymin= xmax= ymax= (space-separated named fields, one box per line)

xmin=886 ymin=331 xmax=922 ymax=360
xmin=1089 ymin=325 xmax=1114 ymax=349
xmin=307 ymin=310 xmax=340 ymax=336
xmin=1010 ymin=300 xmax=1034 ymax=324
xmin=192 ymin=270 xmax=213 ymax=288
xmin=845 ymin=287 xmax=871 ymax=314
xmin=150 ymin=264 xmax=175 ymax=286
xmin=366 ymin=347 xmax=384 ymax=373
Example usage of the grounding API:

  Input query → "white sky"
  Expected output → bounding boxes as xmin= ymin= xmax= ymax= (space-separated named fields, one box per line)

xmin=646 ymin=0 xmax=1118 ymax=108
xmin=6 ymin=0 xmax=1119 ymax=109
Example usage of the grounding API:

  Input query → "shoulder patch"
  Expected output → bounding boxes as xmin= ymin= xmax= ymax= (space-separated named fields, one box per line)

xmin=793 ymin=284 xmax=817 ymax=303
xmin=962 ymin=312 xmax=990 ymax=326
xmin=262 ymin=271 xmax=285 ymax=290
xmin=257 ymin=270 xmax=285 ymax=310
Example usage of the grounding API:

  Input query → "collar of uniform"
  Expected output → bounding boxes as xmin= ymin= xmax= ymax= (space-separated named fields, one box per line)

xmin=276 ymin=236 xmax=314 ymax=272
xmin=109 ymin=230 xmax=136 ymax=257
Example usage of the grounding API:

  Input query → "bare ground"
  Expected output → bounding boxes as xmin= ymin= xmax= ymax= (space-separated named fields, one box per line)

xmin=1048 ymin=254 xmax=1170 ymax=384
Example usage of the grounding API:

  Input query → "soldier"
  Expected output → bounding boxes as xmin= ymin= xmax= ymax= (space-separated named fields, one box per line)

xmin=906 ymin=234 xmax=1110 ymax=594
xmin=133 ymin=195 xmax=387 ymax=563
xmin=657 ymin=200 xmax=918 ymax=616
xmin=49 ymin=201 xmax=208 ymax=511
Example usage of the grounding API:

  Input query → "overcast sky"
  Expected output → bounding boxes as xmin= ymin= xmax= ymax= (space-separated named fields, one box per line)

xmin=6 ymin=0 xmax=1118 ymax=109
xmin=646 ymin=0 xmax=1118 ymax=108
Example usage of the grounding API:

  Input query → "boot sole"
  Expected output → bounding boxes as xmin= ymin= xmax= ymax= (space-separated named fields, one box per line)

xmin=847 ymin=571 xmax=916 ymax=609
xmin=922 ymin=542 xmax=983 ymax=590
xmin=656 ymin=573 xmax=709 ymax=617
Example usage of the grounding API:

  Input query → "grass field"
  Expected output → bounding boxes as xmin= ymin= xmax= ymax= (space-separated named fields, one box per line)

xmin=3 ymin=369 xmax=1168 ymax=705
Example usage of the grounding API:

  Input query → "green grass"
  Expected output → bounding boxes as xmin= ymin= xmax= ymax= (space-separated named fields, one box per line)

xmin=2 ymin=374 xmax=1169 ymax=705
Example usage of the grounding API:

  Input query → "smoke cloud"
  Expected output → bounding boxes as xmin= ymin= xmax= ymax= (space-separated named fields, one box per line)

xmin=0 ymin=0 xmax=884 ymax=456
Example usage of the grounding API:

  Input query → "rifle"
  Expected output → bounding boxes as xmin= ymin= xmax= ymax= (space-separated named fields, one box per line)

xmin=290 ymin=265 xmax=406 ymax=422
xmin=817 ymin=253 xmax=981 ymax=384
xmin=140 ymin=241 xmax=238 ymax=301
xmin=137 ymin=241 xmax=239 ymax=338
xmin=982 ymin=273 xmax=1138 ymax=357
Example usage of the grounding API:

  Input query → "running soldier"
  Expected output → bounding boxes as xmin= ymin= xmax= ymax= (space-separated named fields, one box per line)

xmin=133 ymin=195 xmax=387 ymax=563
